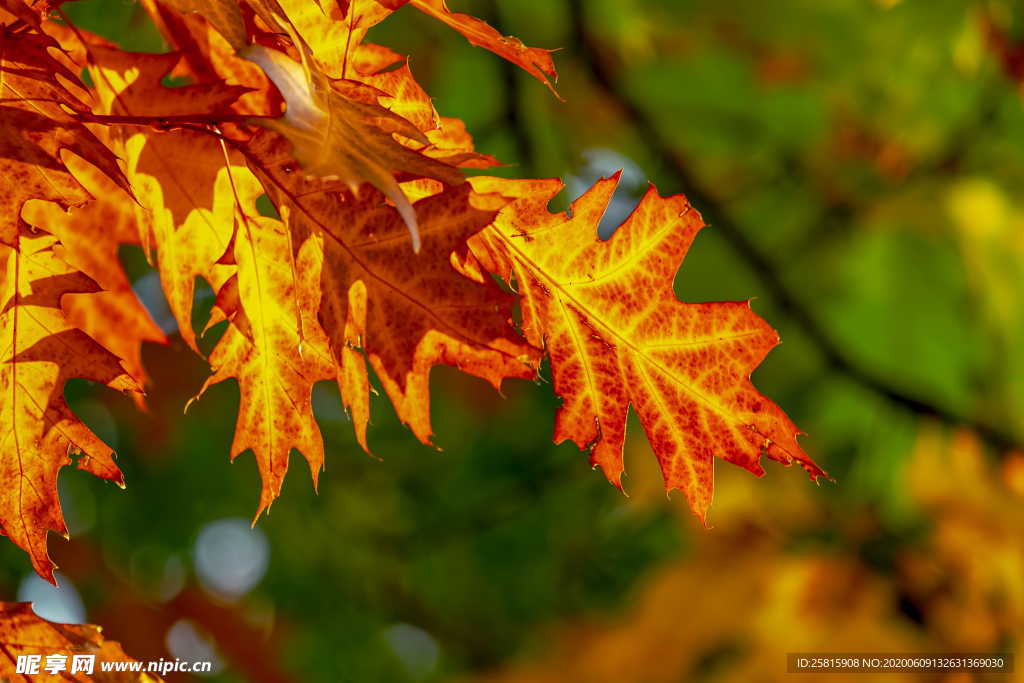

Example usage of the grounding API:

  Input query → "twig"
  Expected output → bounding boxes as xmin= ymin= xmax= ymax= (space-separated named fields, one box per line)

xmin=566 ymin=0 xmax=1022 ymax=455
xmin=483 ymin=0 xmax=536 ymax=175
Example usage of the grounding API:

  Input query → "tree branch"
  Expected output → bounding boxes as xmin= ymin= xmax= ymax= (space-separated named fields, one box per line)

xmin=566 ymin=0 xmax=1022 ymax=454
xmin=484 ymin=0 xmax=536 ymax=176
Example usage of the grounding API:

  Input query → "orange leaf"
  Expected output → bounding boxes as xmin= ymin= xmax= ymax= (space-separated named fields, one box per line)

xmin=0 ymin=18 xmax=129 ymax=246
xmin=469 ymin=174 xmax=825 ymax=520
xmin=144 ymin=1 xmax=496 ymax=249
xmin=61 ymin=292 xmax=167 ymax=395
xmin=0 ymin=234 xmax=140 ymax=581
xmin=121 ymin=128 xmax=244 ymax=351
xmin=368 ymin=0 xmax=558 ymax=94
xmin=22 ymin=152 xmax=167 ymax=388
xmin=0 ymin=602 xmax=157 ymax=681
xmin=156 ymin=0 xmax=247 ymax=51
xmin=85 ymin=43 xmax=249 ymax=119
xmin=246 ymin=130 xmax=539 ymax=449
xmin=240 ymin=44 xmax=465 ymax=251
xmin=195 ymin=215 xmax=336 ymax=517
xmin=347 ymin=45 xmax=500 ymax=169
xmin=407 ymin=0 xmax=559 ymax=96
xmin=266 ymin=0 xmax=394 ymax=79
xmin=139 ymin=5 xmax=282 ymax=118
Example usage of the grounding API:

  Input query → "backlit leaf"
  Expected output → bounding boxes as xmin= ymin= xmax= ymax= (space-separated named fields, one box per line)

xmin=247 ymin=130 xmax=539 ymax=448
xmin=468 ymin=174 xmax=825 ymax=519
xmin=0 ymin=17 xmax=129 ymax=246
xmin=195 ymin=215 xmax=335 ymax=516
xmin=0 ymin=234 xmax=140 ymax=581
xmin=0 ymin=602 xmax=157 ymax=681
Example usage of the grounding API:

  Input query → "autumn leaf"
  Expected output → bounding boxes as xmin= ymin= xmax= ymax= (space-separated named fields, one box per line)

xmin=84 ymin=42 xmax=250 ymax=120
xmin=0 ymin=14 xmax=130 ymax=246
xmin=240 ymin=0 xmax=557 ymax=94
xmin=190 ymin=0 xmax=467 ymax=249
xmin=403 ymin=0 xmax=559 ymax=95
xmin=0 ymin=0 xmax=48 ymax=26
xmin=22 ymin=151 xmax=167 ymax=388
xmin=247 ymin=129 xmax=539 ymax=449
xmin=193 ymin=214 xmax=336 ymax=517
xmin=240 ymin=44 xmax=465 ymax=251
xmin=121 ymin=127 xmax=246 ymax=352
xmin=155 ymin=0 xmax=248 ymax=52
xmin=0 ymin=233 xmax=141 ymax=582
xmin=0 ymin=0 xmax=829 ymax=591
xmin=467 ymin=174 xmax=826 ymax=519
xmin=346 ymin=44 xmax=500 ymax=169
xmin=0 ymin=602 xmax=158 ymax=681
xmin=76 ymin=11 xmax=517 ymax=513
xmin=261 ymin=0 xmax=395 ymax=79
xmin=145 ymin=0 xmax=519 ymax=249
xmin=77 ymin=44 xmax=251 ymax=350
xmin=139 ymin=3 xmax=282 ymax=118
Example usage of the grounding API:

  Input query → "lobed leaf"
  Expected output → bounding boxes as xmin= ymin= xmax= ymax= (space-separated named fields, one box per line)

xmin=246 ymin=129 xmax=539 ymax=449
xmin=0 ymin=602 xmax=157 ymax=681
xmin=0 ymin=234 xmax=140 ymax=581
xmin=468 ymin=174 xmax=826 ymax=519
xmin=22 ymin=151 xmax=167 ymax=388
xmin=196 ymin=215 xmax=336 ymax=517
xmin=0 ymin=17 xmax=130 ymax=246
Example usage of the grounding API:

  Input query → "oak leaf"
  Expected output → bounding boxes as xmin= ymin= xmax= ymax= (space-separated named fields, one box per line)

xmin=241 ymin=44 xmax=465 ymax=251
xmin=257 ymin=0 xmax=557 ymax=94
xmin=0 ymin=0 xmax=824 ymax=583
xmin=266 ymin=0 xmax=394 ymax=79
xmin=0 ymin=602 xmax=158 ymax=681
xmin=0 ymin=234 xmax=140 ymax=582
xmin=155 ymin=0 xmax=248 ymax=52
xmin=346 ymin=45 xmax=499 ymax=168
xmin=468 ymin=174 xmax=826 ymax=519
xmin=403 ymin=0 xmax=559 ymax=95
xmin=139 ymin=4 xmax=282 ymax=118
xmin=81 ymin=44 xmax=253 ymax=350
xmin=247 ymin=130 xmax=539 ymax=450
xmin=144 ymin=0 xmax=498 ymax=249
xmin=84 ymin=43 xmax=250 ymax=120
xmin=122 ymin=128 xmax=246 ymax=351
xmin=194 ymin=215 xmax=336 ymax=516
xmin=22 ymin=152 xmax=167 ymax=388
xmin=0 ymin=17 xmax=130 ymax=246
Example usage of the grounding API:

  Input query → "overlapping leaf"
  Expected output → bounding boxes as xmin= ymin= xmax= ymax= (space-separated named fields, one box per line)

xmin=82 ymin=45 xmax=249 ymax=349
xmin=204 ymin=0 xmax=467 ymax=249
xmin=139 ymin=5 xmax=281 ymax=117
xmin=151 ymin=0 xmax=539 ymax=248
xmin=0 ymin=15 xmax=129 ymax=246
xmin=0 ymin=602 xmax=157 ymax=681
xmin=0 ymin=0 xmax=821 ymax=587
xmin=258 ymin=0 xmax=557 ymax=91
xmin=241 ymin=43 xmax=465 ymax=250
xmin=247 ymin=130 xmax=538 ymax=448
xmin=22 ymin=152 xmax=167 ymax=387
xmin=467 ymin=174 xmax=825 ymax=519
xmin=121 ymin=127 xmax=244 ymax=351
xmin=0 ymin=234 xmax=140 ymax=581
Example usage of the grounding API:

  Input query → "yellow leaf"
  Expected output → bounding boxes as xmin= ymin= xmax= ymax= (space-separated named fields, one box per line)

xmin=0 ymin=234 xmax=140 ymax=581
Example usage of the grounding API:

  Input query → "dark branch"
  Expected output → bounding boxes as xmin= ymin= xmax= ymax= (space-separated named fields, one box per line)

xmin=566 ymin=0 xmax=1021 ymax=454
xmin=484 ymin=0 xmax=536 ymax=176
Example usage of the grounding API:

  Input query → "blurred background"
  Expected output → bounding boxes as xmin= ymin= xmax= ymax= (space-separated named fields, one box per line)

xmin=2 ymin=0 xmax=1024 ymax=680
